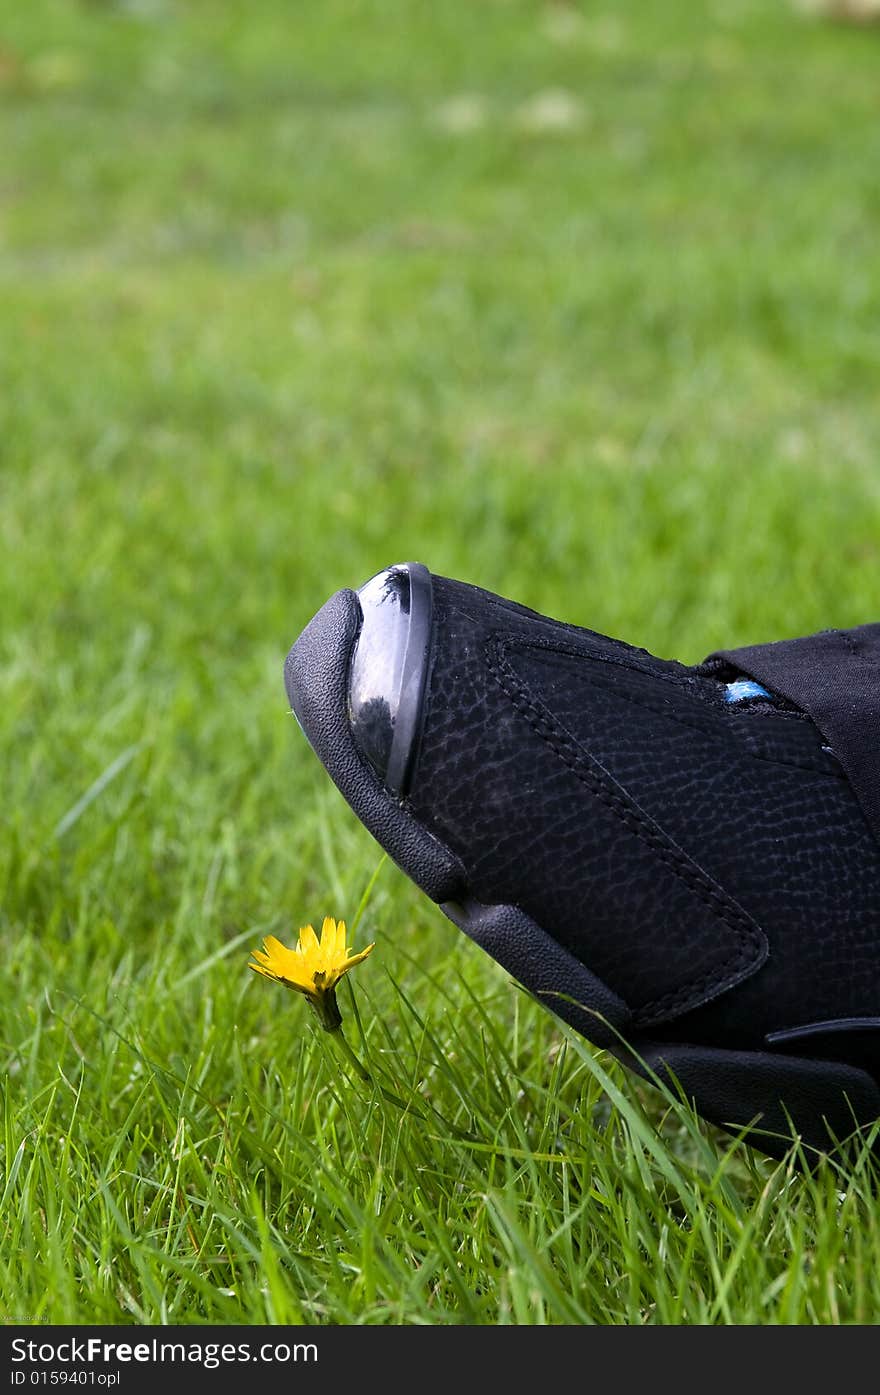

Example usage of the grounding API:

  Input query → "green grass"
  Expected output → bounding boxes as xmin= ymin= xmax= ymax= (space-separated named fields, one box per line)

xmin=3 ymin=0 xmax=880 ymax=1325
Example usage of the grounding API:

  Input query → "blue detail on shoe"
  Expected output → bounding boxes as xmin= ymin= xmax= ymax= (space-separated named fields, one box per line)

xmin=725 ymin=679 xmax=772 ymax=703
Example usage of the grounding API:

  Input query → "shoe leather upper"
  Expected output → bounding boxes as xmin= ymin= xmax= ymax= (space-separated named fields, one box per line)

xmin=404 ymin=576 xmax=880 ymax=1059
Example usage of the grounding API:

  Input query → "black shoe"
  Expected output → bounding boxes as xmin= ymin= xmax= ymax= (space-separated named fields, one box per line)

xmin=284 ymin=562 xmax=880 ymax=1161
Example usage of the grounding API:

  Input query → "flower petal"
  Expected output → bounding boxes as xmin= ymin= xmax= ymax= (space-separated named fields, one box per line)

xmin=343 ymin=942 xmax=375 ymax=972
xmin=298 ymin=923 xmax=319 ymax=956
xmin=249 ymin=960 xmax=279 ymax=980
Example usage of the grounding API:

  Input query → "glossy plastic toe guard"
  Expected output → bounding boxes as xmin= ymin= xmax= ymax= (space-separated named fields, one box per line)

xmin=348 ymin=563 xmax=434 ymax=794
xmin=284 ymin=579 xmax=465 ymax=904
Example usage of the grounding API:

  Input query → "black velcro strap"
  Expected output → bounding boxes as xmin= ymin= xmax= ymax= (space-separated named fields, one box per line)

xmin=710 ymin=624 xmax=880 ymax=847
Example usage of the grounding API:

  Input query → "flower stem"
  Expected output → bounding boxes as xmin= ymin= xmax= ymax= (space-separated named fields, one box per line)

xmin=329 ymin=1027 xmax=412 ymax=1112
xmin=327 ymin=1032 xmax=429 ymax=1116
xmin=325 ymin=1022 xmax=479 ymax=1142
xmin=329 ymin=1024 xmax=373 ymax=1085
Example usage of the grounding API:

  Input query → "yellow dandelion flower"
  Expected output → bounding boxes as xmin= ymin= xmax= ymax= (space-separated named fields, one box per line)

xmin=249 ymin=916 xmax=374 ymax=1031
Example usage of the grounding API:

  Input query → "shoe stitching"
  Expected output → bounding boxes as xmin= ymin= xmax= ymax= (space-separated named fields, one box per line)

xmin=487 ymin=634 xmax=768 ymax=1024
xmin=504 ymin=636 xmax=845 ymax=780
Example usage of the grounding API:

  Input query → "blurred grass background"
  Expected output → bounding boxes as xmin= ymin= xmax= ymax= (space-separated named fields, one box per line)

xmin=2 ymin=0 xmax=880 ymax=1324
